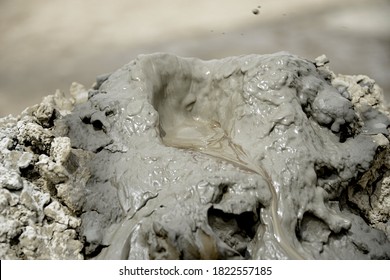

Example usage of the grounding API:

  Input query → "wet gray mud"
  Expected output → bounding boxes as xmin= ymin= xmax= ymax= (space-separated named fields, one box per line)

xmin=1 ymin=53 xmax=390 ymax=259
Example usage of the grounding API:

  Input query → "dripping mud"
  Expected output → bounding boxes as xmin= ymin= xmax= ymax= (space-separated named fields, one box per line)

xmin=1 ymin=53 xmax=390 ymax=259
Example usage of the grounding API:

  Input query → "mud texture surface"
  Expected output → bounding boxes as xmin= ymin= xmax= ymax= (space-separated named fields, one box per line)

xmin=1 ymin=53 xmax=390 ymax=259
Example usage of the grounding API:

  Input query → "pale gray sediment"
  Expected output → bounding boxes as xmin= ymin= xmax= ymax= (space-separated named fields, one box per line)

xmin=1 ymin=53 xmax=389 ymax=259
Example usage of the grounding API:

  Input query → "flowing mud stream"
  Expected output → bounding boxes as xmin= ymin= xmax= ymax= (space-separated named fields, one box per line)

xmin=158 ymin=98 xmax=304 ymax=259
xmin=145 ymin=55 xmax=305 ymax=259
xmin=93 ymin=55 xmax=307 ymax=260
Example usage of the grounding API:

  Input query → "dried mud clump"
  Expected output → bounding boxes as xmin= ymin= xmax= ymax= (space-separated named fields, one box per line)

xmin=0 ymin=85 xmax=90 ymax=259
xmin=1 ymin=53 xmax=390 ymax=259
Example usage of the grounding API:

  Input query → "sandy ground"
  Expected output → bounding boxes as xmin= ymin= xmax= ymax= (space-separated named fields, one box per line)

xmin=0 ymin=0 xmax=389 ymax=116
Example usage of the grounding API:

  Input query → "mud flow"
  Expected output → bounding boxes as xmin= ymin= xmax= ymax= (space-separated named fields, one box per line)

xmin=146 ymin=56 xmax=304 ymax=259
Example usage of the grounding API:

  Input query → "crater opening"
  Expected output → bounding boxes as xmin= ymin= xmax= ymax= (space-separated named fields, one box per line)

xmin=140 ymin=54 xmax=239 ymax=149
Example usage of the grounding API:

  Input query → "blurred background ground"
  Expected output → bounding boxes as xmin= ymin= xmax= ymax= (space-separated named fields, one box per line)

xmin=0 ymin=0 xmax=389 ymax=116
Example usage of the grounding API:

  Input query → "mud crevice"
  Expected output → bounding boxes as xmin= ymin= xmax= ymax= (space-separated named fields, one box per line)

xmin=207 ymin=207 xmax=260 ymax=257
xmin=213 ymin=183 xmax=230 ymax=204
xmin=315 ymin=162 xmax=338 ymax=182
xmin=84 ymin=243 xmax=109 ymax=259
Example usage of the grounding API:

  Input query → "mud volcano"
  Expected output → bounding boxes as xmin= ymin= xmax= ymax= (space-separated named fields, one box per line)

xmin=1 ymin=53 xmax=389 ymax=259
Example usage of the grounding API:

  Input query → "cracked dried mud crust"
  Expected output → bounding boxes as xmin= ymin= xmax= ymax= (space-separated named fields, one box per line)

xmin=1 ymin=53 xmax=389 ymax=259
